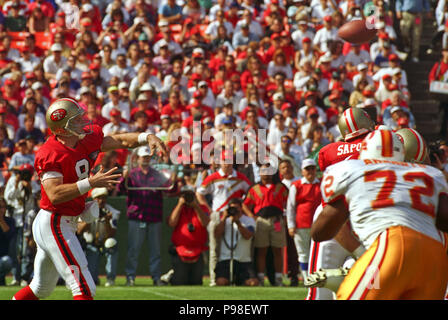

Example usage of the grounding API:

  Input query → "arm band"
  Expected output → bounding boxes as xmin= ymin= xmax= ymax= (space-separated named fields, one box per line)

xmin=351 ymin=244 xmax=366 ymax=260
xmin=138 ymin=132 xmax=151 ymax=145
xmin=76 ymin=178 xmax=91 ymax=195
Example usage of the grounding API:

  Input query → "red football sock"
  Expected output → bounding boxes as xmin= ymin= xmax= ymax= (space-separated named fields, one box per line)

xmin=13 ymin=286 xmax=39 ymax=300
xmin=73 ymin=294 xmax=93 ymax=300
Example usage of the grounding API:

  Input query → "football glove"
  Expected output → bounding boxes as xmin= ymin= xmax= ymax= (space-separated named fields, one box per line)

xmin=305 ymin=267 xmax=350 ymax=293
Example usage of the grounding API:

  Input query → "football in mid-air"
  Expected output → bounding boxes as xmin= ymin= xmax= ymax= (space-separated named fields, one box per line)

xmin=337 ymin=19 xmax=377 ymax=44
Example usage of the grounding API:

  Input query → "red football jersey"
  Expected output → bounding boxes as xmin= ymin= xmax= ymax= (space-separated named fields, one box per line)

xmin=35 ymin=125 xmax=104 ymax=216
xmin=318 ymin=134 xmax=368 ymax=173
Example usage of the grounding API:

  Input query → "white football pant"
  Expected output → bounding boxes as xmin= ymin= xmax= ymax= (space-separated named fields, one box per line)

xmin=306 ymin=205 xmax=352 ymax=300
xmin=29 ymin=210 xmax=96 ymax=299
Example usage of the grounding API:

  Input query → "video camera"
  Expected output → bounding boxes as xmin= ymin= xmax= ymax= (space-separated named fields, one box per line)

xmin=14 ymin=168 xmax=32 ymax=182
xmin=227 ymin=206 xmax=239 ymax=217
xmin=428 ymin=140 xmax=446 ymax=164
xmin=180 ymin=190 xmax=196 ymax=204
xmin=226 ymin=198 xmax=243 ymax=217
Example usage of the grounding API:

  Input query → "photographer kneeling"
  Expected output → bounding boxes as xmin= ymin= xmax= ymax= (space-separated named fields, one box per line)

xmin=214 ymin=198 xmax=258 ymax=286
xmin=167 ymin=189 xmax=210 ymax=285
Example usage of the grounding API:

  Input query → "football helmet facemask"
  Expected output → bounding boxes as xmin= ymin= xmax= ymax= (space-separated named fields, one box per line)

xmin=338 ymin=107 xmax=375 ymax=141
xmin=46 ymin=98 xmax=93 ymax=139
xmin=395 ymin=128 xmax=428 ymax=163
xmin=359 ymin=129 xmax=405 ymax=162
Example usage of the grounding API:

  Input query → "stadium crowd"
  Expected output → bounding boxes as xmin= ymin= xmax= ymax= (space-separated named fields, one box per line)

xmin=1 ymin=0 xmax=448 ymax=293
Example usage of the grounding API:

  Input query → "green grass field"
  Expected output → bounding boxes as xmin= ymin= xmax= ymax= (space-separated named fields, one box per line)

xmin=0 ymin=276 xmax=308 ymax=300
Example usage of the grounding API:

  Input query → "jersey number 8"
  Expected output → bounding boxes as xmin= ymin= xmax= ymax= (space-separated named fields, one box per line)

xmin=75 ymin=159 xmax=90 ymax=180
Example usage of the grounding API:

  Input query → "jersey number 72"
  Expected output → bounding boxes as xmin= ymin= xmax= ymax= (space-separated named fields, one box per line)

xmin=364 ymin=170 xmax=435 ymax=217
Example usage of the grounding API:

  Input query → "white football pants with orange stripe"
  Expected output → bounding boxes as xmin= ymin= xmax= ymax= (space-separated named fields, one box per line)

xmin=28 ymin=210 xmax=96 ymax=299
xmin=306 ymin=205 xmax=352 ymax=300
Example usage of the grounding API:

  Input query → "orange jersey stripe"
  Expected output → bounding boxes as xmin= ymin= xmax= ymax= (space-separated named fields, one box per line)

xmin=360 ymin=230 xmax=388 ymax=300
xmin=381 ymin=130 xmax=393 ymax=158
xmin=347 ymin=236 xmax=381 ymax=300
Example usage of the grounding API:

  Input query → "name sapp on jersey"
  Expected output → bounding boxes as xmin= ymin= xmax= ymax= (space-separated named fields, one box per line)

xmin=336 ymin=143 xmax=362 ymax=156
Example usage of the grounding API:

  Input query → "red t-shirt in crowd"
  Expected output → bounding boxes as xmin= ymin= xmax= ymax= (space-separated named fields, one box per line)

xmin=240 ymin=69 xmax=268 ymax=92
xmin=131 ymin=107 xmax=161 ymax=125
xmin=171 ymin=204 xmax=210 ymax=260
xmin=243 ymin=182 xmax=288 ymax=215
xmin=28 ymin=1 xmax=55 ymax=18
xmin=161 ymin=103 xmax=187 ymax=123
xmin=289 ymin=178 xmax=322 ymax=228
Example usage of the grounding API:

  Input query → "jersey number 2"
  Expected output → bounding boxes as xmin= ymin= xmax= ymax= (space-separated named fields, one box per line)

xmin=364 ymin=170 xmax=435 ymax=217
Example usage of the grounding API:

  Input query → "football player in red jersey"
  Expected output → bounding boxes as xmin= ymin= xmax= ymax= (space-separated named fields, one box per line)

xmin=318 ymin=108 xmax=375 ymax=171
xmin=13 ymin=98 xmax=167 ymax=300
xmin=306 ymin=108 xmax=375 ymax=300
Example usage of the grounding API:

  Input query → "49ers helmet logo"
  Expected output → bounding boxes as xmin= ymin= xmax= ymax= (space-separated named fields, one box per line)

xmin=50 ymin=109 xmax=67 ymax=121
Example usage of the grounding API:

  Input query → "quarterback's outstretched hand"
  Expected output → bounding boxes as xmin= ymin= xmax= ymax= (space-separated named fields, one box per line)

xmin=89 ymin=166 xmax=122 ymax=189
xmin=147 ymin=134 xmax=169 ymax=162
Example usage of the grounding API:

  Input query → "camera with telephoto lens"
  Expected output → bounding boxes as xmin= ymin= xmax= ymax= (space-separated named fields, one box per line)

xmin=15 ymin=169 xmax=32 ymax=181
xmin=227 ymin=206 xmax=239 ymax=217
xmin=428 ymin=140 xmax=445 ymax=164
xmin=180 ymin=190 xmax=195 ymax=204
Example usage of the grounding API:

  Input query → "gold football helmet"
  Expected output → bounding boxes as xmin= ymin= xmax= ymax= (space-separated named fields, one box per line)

xmin=395 ymin=128 xmax=428 ymax=163
xmin=338 ymin=107 xmax=375 ymax=141
xmin=46 ymin=98 xmax=92 ymax=139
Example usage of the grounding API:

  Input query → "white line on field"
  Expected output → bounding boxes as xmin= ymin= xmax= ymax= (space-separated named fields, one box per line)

xmin=133 ymin=288 xmax=189 ymax=300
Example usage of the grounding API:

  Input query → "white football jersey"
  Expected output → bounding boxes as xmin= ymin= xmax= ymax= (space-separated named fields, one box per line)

xmin=321 ymin=159 xmax=448 ymax=248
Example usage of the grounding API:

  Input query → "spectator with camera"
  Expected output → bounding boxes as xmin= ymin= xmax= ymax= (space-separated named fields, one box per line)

xmin=4 ymin=163 xmax=39 ymax=286
xmin=165 ymin=188 xmax=210 ymax=285
xmin=78 ymin=187 xmax=121 ymax=287
xmin=196 ymin=150 xmax=252 ymax=286
xmin=214 ymin=198 xmax=258 ymax=286
xmin=20 ymin=190 xmax=40 ymax=286
xmin=441 ymin=143 xmax=448 ymax=172
xmin=242 ymin=163 xmax=289 ymax=286
xmin=0 ymin=197 xmax=15 ymax=286
xmin=428 ymin=140 xmax=448 ymax=181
